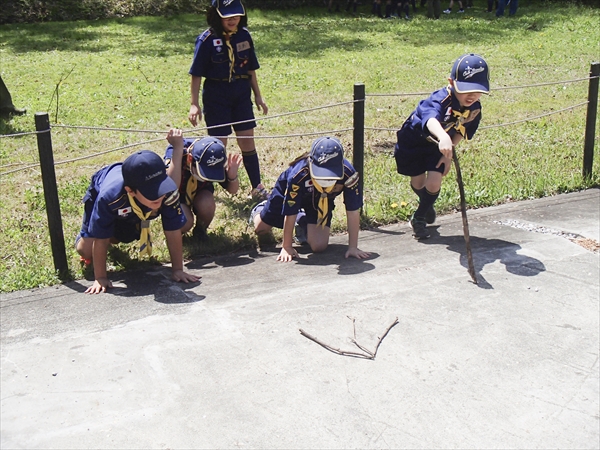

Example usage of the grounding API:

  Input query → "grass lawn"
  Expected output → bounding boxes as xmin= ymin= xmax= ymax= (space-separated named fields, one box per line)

xmin=0 ymin=1 xmax=599 ymax=292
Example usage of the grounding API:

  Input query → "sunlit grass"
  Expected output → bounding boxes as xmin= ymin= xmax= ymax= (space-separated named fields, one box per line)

xmin=0 ymin=1 xmax=598 ymax=291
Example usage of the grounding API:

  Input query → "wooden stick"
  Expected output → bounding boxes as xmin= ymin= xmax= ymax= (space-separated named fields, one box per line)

xmin=299 ymin=329 xmax=373 ymax=359
xmin=371 ymin=317 xmax=399 ymax=357
xmin=299 ymin=317 xmax=400 ymax=360
xmin=452 ymin=149 xmax=477 ymax=284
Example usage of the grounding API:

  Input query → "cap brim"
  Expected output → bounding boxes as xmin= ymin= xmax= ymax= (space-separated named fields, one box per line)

xmin=453 ymin=81 xmax=489 ymax=94
xmin=137 ymin=174 xmax=177 ymax=201
xmin=309 ymin=163 xmax=344 ymax=180
xmin=194 ymin=161 xmax=226 ymax=183
xmin=217 ymin=5 xmax=245 ymax=18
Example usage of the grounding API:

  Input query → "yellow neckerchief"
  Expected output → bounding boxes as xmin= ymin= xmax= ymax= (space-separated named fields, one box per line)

xmin=312 ymin=178 xmax=336 ymax=228
xmin=223 ymin=27 xmax=238 ymax=82
xmin=127 ymin=193 xmax=153 ymax=257
xmin=184 ymin=139 xmax=201 ymax=207
xmin=451 ymin=109 xmax=470 ymax=141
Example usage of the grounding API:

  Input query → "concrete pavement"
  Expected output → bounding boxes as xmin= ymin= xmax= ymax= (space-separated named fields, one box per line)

xmin=1 ymin=189 xmax=599 ymax=449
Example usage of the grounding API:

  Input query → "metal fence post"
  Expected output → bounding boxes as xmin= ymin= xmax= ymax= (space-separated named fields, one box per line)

xmin=353 ymin=83 xmax=365 ymax=198
xmin=35 ymin=112 xmax=69 ymax=280
xmin=583 ymin=62 xmax=599 ymax=179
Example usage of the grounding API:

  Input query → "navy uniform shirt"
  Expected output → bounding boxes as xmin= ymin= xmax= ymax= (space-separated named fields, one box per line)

xmin=163 ymin=139 xmax=230 ymax=207
xmin=189 ymin=27 xmax=260 ymax=80
xmin=83 ymin=163 xmax=185 ymax=239
xmin=270 ymin=158 xmax=362 ymax=218
xmin=397 ymin=86 xmax=482 ymax=151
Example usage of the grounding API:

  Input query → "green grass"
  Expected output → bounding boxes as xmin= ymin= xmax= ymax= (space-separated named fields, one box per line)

xmin=1 ymin=1 xmax=599 ymax=292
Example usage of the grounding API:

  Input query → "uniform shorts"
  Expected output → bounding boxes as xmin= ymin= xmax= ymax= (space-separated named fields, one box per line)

xmin=394 ymin=143 xmax=448 ymax=177
xmin=260 ymin=196 xmax=335 ymax=229
xmin=202 ymin=79 xmax=256 ymax=137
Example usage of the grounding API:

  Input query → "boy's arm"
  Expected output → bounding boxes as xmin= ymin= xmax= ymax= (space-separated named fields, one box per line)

xmin=164 ymin=229 xmax=201 ymax=283
xmin=277 ymin=214 xmax=298 ymax=262
xmin=86 ymin=238 xmax=113 ymax=294
xmin=248 ymin=70 xmax=268 ymax=115
xmin=165 ymin=129 xmax=185 ymax=187
xmin=189 ymin=75 xmax=203 ymax=126
xmin=426 ymin=118 xmax=453 ymax=160
xmin=225 ymin=153 xmax=242 ymax=195
xmin=345 ymin=209 xmax=370 ymax=260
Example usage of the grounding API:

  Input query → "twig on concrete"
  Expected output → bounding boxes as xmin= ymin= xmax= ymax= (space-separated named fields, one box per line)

xmin=348 ymin=316 xmax=375 ymax=357
xmin=299 ymin=328 xmax=373 ymax=359
xmin=452 ymin=149 xmax=478 ymax=284
xmin=299 ymin=317 xmax=399 ymax=360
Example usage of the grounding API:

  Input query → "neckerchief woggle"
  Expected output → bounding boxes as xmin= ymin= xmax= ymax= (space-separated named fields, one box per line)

xmin=127 ymin=193 xmax=153 ymax=257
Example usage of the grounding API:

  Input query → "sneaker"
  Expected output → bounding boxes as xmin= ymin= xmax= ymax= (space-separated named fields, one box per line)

xmin=458 ymin=8 xmax=465 ymax=12
xmin=251 ymin=184 xmax=269 ymax=201
xmin=410 ymin=215 xmax=430 ymax=240
xmin=443 ymin=8 xmax=451 ymax=13
xmin=425 ymin=206 xmax=436 ymax=225
xmin=248 ymin=200 xmax=267 ymax=226
xmin=294 ymin=209 xmax=308 ymax=245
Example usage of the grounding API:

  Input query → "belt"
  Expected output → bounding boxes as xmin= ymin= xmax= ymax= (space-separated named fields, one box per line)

xmin=207 ymin=75 xmax=250 ymax=82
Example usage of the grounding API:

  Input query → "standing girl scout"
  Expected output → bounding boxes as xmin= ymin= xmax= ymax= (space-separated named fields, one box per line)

xmin=250 ymin=137 xmax=370 ymax=263
xmin=188 ymin=0 xmax=269 ymax=200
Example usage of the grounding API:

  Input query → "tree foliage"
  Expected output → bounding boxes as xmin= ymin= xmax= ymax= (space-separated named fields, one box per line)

xmin=1 ymin=0 xmax=596 ymax=25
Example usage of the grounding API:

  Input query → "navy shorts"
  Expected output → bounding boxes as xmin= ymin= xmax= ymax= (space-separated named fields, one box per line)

xmin=394 ymin=143 xmax=448 ymax=177
xmin=202 ymin=79 xmax=256 ymax=136
xmin=260 ymin=196 xmax=335 ymax=229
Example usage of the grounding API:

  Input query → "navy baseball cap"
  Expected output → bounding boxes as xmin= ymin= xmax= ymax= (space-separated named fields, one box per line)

xmin=213 ymin=0 xmax=245 ymax=18
xmin=309 ymin=137 xmax=344 ymax=180
xmin=122 ymin=150 xmax=177 ymax=201
xmin=450 ymin=53 xmax=490 ymax=94
xmin=190 ymin=137 xmax=227 ymax=182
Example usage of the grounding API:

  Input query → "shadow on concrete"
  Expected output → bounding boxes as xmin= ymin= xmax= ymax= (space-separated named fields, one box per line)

xmin=422 ymin=226 xmax=546 ymax=289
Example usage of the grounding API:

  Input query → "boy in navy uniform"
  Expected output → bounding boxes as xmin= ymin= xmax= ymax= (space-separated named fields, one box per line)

xmin=250 ymin=137 xmax=370 ymax=262
xmin=76 ymin=150 xmax=200 ymax=294
xmin=188 ymin=0 xmax=269 ymax=200
xmin=394 ymin=53 xmax=489 ymax=240
xmin=163 ymin=128 xmax=243 ymax=238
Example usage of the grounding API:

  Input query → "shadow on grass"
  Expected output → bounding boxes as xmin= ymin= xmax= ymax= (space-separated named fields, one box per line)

xmin=421 ymin=226 xmax=546 ymax=289
xmin=0 ymin=8 xmax=552 ymax=57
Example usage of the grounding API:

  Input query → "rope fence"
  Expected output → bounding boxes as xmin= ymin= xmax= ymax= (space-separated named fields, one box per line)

xmin=0 ymin=62 xmax=597 ymax=279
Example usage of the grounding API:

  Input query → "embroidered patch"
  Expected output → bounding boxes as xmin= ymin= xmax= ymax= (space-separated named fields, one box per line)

xmin=344 ymin=172 xmax=360 ymax=189
xmin=304 ymin=179 xmax=314 ymax=187
xmin=236 ymin=41 xmax=250 ymax=52
xmin=164 ymin=190 xmax=180 ymax=206
xmin=214 ymin=39 xmax=223 ymax=46
xmin=118 ymin=207 xmax=132 ymax=216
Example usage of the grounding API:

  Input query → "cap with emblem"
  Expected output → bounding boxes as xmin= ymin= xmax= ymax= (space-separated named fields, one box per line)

xmin=190 ymin=137 xmax=227 ymax=182
xmin=213 ymin=0 xmax=246 ymax=18
xmin=450 ymin=53 xmax=490 ymax=94
xmin=122 ymin=150 xmax=177 ymax=201
xmin=309 ymin=137 xmax=344 ymax=180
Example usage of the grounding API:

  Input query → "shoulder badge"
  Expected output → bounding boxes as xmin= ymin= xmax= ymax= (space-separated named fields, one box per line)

xmin=345 ymin=172 xmax=360 ymax=189
xmin=164 ymin=190 xmax=180 ymax=207
xmin=198 ymin=29 xmax=212 ymax=43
